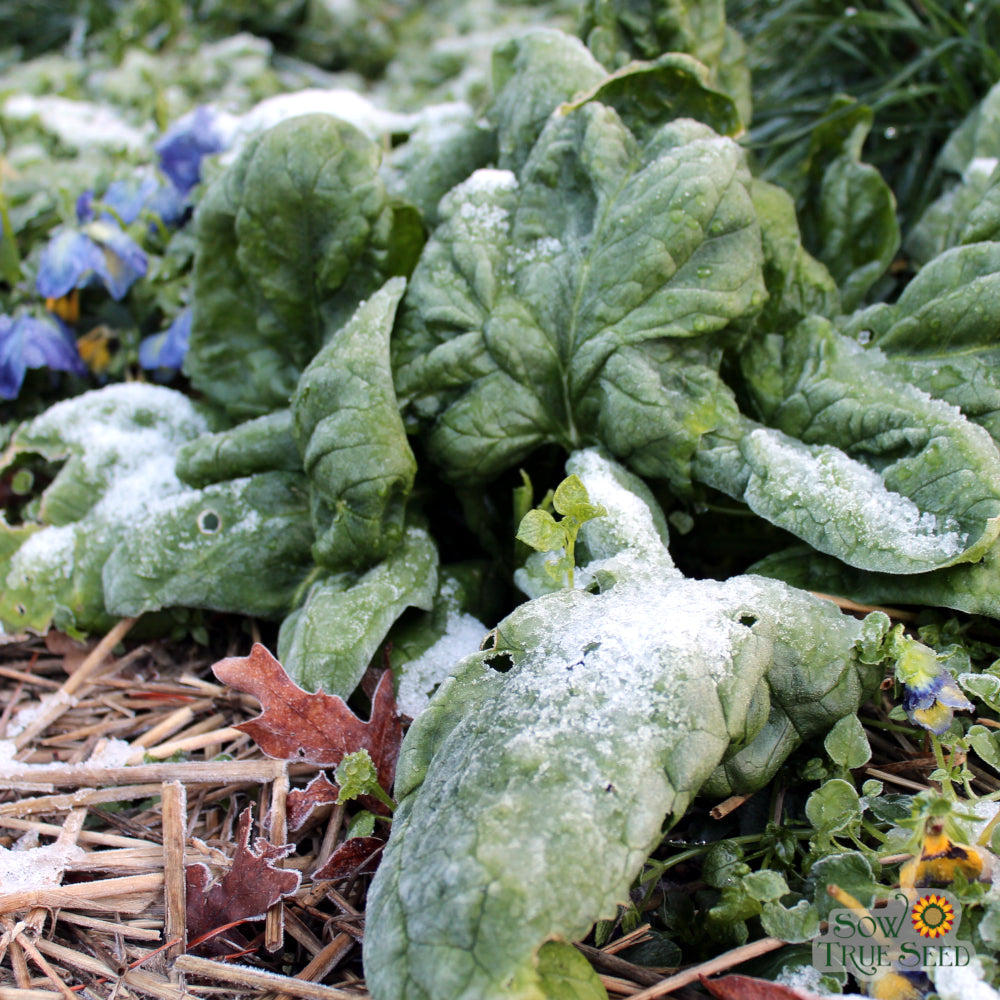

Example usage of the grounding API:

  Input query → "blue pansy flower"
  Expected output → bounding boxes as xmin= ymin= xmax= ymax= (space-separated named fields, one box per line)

xmin=0 ymin=313 xmax=87 ymax=399
xmin=102 ymin=170 xmax=188 ymax=228
xmin=155 ymin=106 xmax=231 ymax=195
xmin=139 ymin=308 xmax=191 ymax=371
xmin=895 ymin=635 xmax=974 ymax=735
xmin=36 ymin=219 xmax=148 ymax=301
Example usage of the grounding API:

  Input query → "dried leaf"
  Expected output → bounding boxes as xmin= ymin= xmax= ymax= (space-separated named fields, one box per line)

xmin=287 ymin=773 xmax=341 ymax=833
xmin=212 ymin=643 xmax=404 ymax=788
xmin=313 ymin=836 xmax=385 ymax=881
xmin=699 ymin=974 xmax=823 ymax=1000
xmin=186 ymin=807 xmax=301 ymax=953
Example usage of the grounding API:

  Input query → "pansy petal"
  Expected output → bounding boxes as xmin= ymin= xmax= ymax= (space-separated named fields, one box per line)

xmin=84 ymin=221 xmax=148 ymax=299
xmin=0 ymin=313 xmax=85 ymax=399
xmin=75 ymin=191 xmax=95 ymax=224
xmin=911 ymin=700 xmax=958 ymax=736
xmin=139 ymin=308 xmax=191 ymax=370
xmin=103 ymin=173 xmax=163 ymax=225
xmin=18 ymin=315 xmax=86 ymax=374
xmin=35 ymin=229 xmax=106 ymax=299
xmin=0 ymin=315 xmax=27 ymax=399
xmin=155 ymin=105 xmax=230 ymax=195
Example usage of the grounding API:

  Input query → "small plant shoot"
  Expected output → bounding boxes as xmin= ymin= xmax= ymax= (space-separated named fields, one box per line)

xmin=515 ymin=474 xmax=606 ymax=589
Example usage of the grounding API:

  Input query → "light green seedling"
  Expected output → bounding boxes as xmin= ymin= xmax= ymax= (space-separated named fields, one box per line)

xmin=334 ymin=749 xmax=396 ymax=813
xmin=515 ymin=474 xmax=605 ymax=589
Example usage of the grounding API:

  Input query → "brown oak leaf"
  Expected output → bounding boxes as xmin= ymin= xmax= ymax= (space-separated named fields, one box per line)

xmin=186 ymin=807 xmax=301 ymax=954
xmin=699 ymin=974 xmax=824 ymax=1000
xmin=287 ymin=772 xmax=341 ymax=833
xmin=313 ymin=836 xmax=385 ymax=881
xmin=212 ymin=643 xmax=404 ymax=790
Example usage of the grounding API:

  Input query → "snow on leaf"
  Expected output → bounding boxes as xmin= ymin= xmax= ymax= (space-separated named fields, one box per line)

xmin=212 ymin=643 xmax=403 ymax=789
xmin=185 ymin=807 xmax=300 ymax=954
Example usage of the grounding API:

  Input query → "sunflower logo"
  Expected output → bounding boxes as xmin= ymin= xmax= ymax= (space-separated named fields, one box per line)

xmin=912 ymin=894 xmax=955 ymax=938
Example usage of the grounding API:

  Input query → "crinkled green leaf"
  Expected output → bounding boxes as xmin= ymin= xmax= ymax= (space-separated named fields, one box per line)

xmin=383 ymin=106 xmax=498 ymax=227
xmin=798 ymin=100 xmax=900 ymax=310
xmin=516 ymin=508 xmax=564 ymax=552
xmin=807 ymin=853 xmax=879 ymax=921
xmin=175 ymin=410 xmax=300 ymax=488
xmin=488 ymin=30 xmax=606 ymax=173
xmin=559 ymin=52 xmax=742 ymax=140
xmin=907 ymin=159 xmax=1000 ymax=267
xmin=103 ymin=471 xmax=314 ymax=620
xmin=579 ymin=0 xmax=726 ymax=73
xmin=698 ymin=316 xmax=1000 ymax=574
xmin=750 ymin=178 xmax=840 ymax=332
xmin=966 ymin=724 xmax=1000 ymax=773
xmin=841 ymin=242 xmax=1000 ymax=448
xmin=761 ymin=900 xmax=820 ymax=944
xmin=185 ymin=113 xmax=409 ymax=420
xmin=395 ymin=104 xmax=765 ymax=491
xmin=534 ymin=942 xmax=607 ymax=1000
xmin=364 ymin=450 xmax=887 ymax=1000
xmin=750 ymin=541 xmax=1000 ymax=620
xmin=0 ymin=385 xmax=207 ymax=634
xmin=806 ymin=779 xmax=862 ymax=841
xmin=277 ymin=523 xmax=438 ymax=695
xmin=291 ymin=277 xmax=415 ymax=570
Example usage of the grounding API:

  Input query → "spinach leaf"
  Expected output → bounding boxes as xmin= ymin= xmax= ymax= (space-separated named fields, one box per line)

xmin=185 ymin=113 xmax=421 ymax=420
xmin=277 ymin=522 xmax=438 ymax=695
xmin=364 ymin=450 xmax=889 ymax=1000
xmin=0 ymin=384 xmax=207 ymax=634
xmin=394 ymin=105 xmax=764 ymax=490
xmin=103 ymin=471 xmax=314 ymax=620
xmin=700 ymin=316 xmax=1000 ymax=574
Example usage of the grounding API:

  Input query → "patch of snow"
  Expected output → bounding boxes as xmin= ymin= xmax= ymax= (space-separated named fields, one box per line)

xmin=3 ymin=94 xmax=152 ymax=152
xmin=0 ymin=839 xmax=86 ymax=891
xmin=221 ymin=88 xmax=417 ymax=160
xmin=932 ymin=956 xmax=1000 ymax=1000
xmin=86 ymin=738 xmax=135 ymax=768
xmin=397 ymin=611 xmax=487 ymax=719
xmin=967 ymin=156 xmax=1000 ymax=180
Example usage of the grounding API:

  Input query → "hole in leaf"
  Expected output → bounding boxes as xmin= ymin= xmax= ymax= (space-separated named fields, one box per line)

xmin=484 ymin=652 xmax=514 ymax=674
xmin=197 ymin=509 xmax=222 ymax=534
xmin=480 ymin=629 xmax=498 ymax=651
xmin=15 ymin=603 xmax=26 ymax=616
xmin=738 ymin=613 xmax=758 ymax=628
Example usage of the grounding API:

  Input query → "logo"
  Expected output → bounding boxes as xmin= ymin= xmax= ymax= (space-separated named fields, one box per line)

xmin=911 ymin=894 xmax=955 ymax=938
xmin=813 ymin=889 xmax=972 ymax=982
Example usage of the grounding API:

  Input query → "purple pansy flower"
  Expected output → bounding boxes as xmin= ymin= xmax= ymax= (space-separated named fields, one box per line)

xmin=36 ymin=219 xmax=148 ymax=301
xmin=139 ymin=308 xmax=192 ymax=371
xmin=155 ymin=106 xmax=232 ymax=195
xmin=0 ymin=313 xmax=86 ymax=399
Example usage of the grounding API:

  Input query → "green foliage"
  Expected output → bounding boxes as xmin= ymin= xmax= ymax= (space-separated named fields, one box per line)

xmin=9 ymin=5 xmax=1000 ymax=996
xmin=515 ymin=473 xmax=605 ymax=588
xmin=335 ymin=749 xmax=396 ymax=812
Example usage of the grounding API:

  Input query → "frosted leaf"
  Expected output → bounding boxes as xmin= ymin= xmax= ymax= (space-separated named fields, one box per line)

xmin=744 ymin=428 xmax=968 ymax=564
xmin=1 ymin=385 xmax=208 ymax=632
